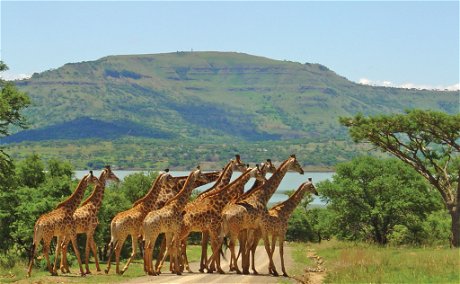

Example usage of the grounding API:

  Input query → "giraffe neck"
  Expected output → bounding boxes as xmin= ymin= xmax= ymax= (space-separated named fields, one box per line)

xmin=166 ymin=171 xmax=198 ymax=210
xmin=55 ymin=176 xmax=89 ymax=212
xmin=80 ymin=171 xmax=109 ymax=209
xmin=254 ymin=158 xmax=294 ymax=205
xmin=271 ymin=183 xmax=312 ymax=219
xmin=133 ymin=174 xmax=164 ymax=211
xmin=197 ymin=162 xmax=233 ymax=199
xmin=206 ymin=168 xmax=253 ymax=206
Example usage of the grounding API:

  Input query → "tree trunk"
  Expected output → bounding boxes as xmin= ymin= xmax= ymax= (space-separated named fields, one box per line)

xmin=450 ymin=208 xmax=460 ymax=247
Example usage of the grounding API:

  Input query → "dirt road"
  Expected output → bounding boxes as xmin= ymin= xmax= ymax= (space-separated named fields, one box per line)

xmin=124 ymin=246 xmax=296 ymax=284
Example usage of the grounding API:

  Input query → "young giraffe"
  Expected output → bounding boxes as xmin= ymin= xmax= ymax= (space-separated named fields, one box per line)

xmin=104 ymin=171 xmax=174 ymax=275
xmin=27 ymin=172 xmax=101 ymax=277
xmin=60 ymin=166 xmax=120 ymax=274
xmin=253 ymin=178 xmax=318 ymax=276
xmin=221 ymin=155 xmax=304 ymax=274
xmin=142 ymin=167 xmax=206 ymax=275
xmin=177 ymin=165 xmax=267 ymax=274
xmin=176 ymin=156 xmax=247 ymax=273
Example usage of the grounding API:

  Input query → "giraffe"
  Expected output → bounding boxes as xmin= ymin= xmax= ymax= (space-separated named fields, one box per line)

xmin=177 ymin=165 xmax=266 ymax=274
xmin=104 ymin=171 xmax=174 ymax=275
xmin=221 ymin=155 xmax=304 ymax=274
xmin=176 ymin=155 xmax=247 ymax=272
xmin=226 ymin=159 xmax=277 ymax=272
xmin=142 ymin=167 xmax=206 ymax=275
xmin=27 ymin=172 xmax=101 ymax=277
xmin=59 ymin=166 xmax=120 ymax=274
xmin=253 ymin=178 xmax=318 ymax=276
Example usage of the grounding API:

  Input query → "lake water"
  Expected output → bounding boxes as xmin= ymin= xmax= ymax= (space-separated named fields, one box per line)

xmin=75 ymin=170 xmax=333 ymax=205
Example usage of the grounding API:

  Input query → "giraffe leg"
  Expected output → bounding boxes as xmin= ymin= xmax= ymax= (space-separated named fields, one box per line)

xmin=279 ymin=236 xmax=288 ymax=277
xmin=89 ymin=234 xmax=101 ymax=272
xmin=240 ymin=230 xmax=251 ymax=275
xmin=70 ymin=235 xmax=86 ymax=276
xmin=84 ymin=233 xmax=91 ymax=274
xmin=27 ymin=242 xmax=37 ymax=277
xmin=114 ymin=236 xmax=127 ymax=275
xmin=154 ymin=236 xmax=166 ymax=273
xmin=263 ymin=233 xmax=278 ymax=276
xmin=250 ymin=232 xmax=260 ymax=275
xmin=228 ymin=232 xmax=241 ymax=274
xmin=104 ymin=239 xmax=117 ymax=274
xmin=144 ymin=239 xmax=156 ymax=276
xmin=52 ymin=236 xmax=63 ymax=276
xmin=269 ymin=235 xmax=276 ymax=275
xmin=171 ymin=235 xmax=181 ymax=275
xmin=199 ymin=232 xmax=209 ymax=272
xmin=209 ymin=230 xmax=225 ymax=274
xmin=121 ymin=234 xmax=137 ymax=274
xmin=156 ymin=234 xmax=170 ymax=274
xmin=60 ymin=239 xmax=71 ymax=273
xmin=42 ymin=238 xmax=55 ymax=276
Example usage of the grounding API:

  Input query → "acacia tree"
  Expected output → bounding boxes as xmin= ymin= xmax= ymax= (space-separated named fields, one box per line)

xmin=340 ymin=110 xmax=460 ymax=247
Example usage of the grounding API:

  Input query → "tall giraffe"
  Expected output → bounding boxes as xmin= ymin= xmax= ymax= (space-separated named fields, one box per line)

xmin=177 ymin=165 xmax=267 ymax=274
xmin=227 ymin=159 xmax=277 ymax=272
xmin=60 ymin=166 xmax=120 ymax=274
xmin=255 ymin=178 xmax=317 ymax=276
xmin=221 ymin=155 xmax=304 ymax=274
xmin=104 ymin=171 xmax=173 ymax=275
xmin=143 ymin=167 xmax=206 ymax=275
xmin=27 ymin=172 xmax=101 ymax=277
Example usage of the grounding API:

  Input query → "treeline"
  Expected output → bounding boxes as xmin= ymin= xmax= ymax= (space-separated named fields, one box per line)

xmin=4 ymin=137 xmax=367 ymax=170
xmin=0 ymin=154 xmax=451 ymax=270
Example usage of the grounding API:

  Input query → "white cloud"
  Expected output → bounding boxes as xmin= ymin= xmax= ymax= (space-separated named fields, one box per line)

xmin=358 ymin=78 xmax=460 ymax=91
xmin=0 ymin=72 xmax=32 ymax=81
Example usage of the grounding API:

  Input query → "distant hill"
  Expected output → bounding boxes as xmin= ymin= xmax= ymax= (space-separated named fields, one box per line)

xmin=6 ymin=51 xmax=457 ymax=143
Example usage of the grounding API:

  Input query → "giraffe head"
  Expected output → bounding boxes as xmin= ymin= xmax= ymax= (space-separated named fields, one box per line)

xmin=231 ymin=154 xmax=248 ymax=172
xmin=159 ymin=168 xmax=174 ymax=186
xmin=192 ymin=166 xmax=208 ymax=183
xmin=251 ymin=164 xmax=267 ymax=182
xmin=305 ymin=177 xmax=318 ymax=195
xmin=102 ymin=165 xmax=120 ymax=183
xmin=260 ymin=159 xmax=277 ymax=175
xmin=288 ymin=154 xmax=304 ymax=175
xmin=85 ymin=171 xmax=103 ymax=186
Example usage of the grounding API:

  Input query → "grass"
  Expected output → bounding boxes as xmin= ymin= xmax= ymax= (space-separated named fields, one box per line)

xmin=0 ymin=245 xmax=204 ymax=283
xmin=292 ymin=240 xmax=460 ymax=283
xmin=3 ymin=242 xmax=459 ymax=283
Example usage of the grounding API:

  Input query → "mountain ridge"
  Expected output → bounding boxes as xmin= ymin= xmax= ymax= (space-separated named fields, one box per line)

xmin=6 ymin=51 xmax=457 ymax=144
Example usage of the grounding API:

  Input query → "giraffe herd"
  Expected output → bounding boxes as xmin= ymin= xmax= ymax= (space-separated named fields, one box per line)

xmin=27 ymin=155 xmax=318 ymax=279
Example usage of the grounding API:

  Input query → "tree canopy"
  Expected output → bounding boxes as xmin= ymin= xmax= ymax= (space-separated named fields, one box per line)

xmin=318 ymin=156 xmax=442 ymax=244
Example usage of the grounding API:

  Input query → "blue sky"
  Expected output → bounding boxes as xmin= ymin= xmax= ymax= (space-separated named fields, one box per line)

xmin=1 ymin=1 xmax=459 ymax=90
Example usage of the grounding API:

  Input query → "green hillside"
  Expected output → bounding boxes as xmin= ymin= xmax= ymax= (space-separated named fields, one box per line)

xmin=8 ymin=51 xmax=457 ymax=143
xmin=1 ymin=51 xmax=457 ymax=169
